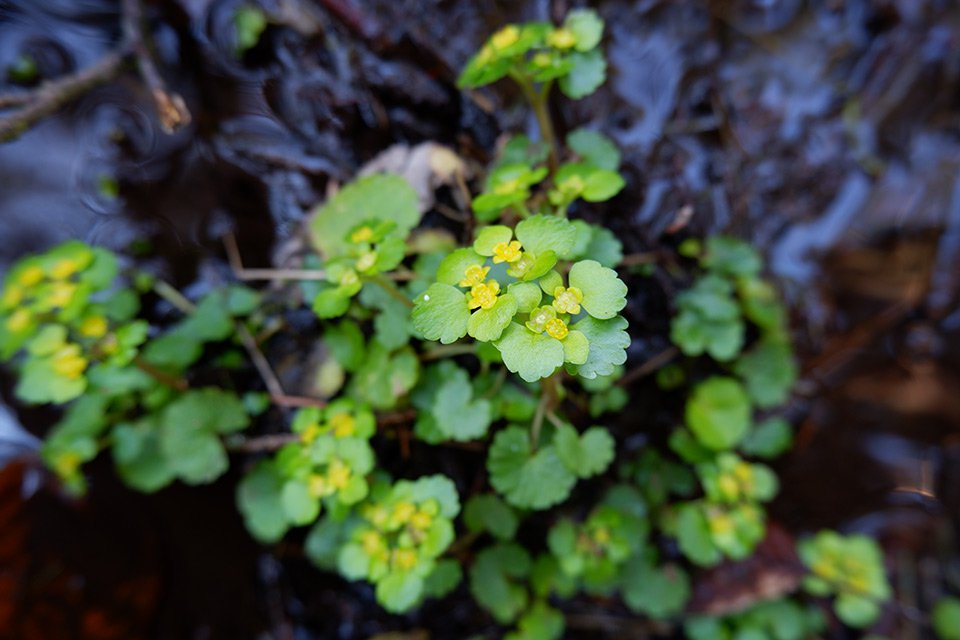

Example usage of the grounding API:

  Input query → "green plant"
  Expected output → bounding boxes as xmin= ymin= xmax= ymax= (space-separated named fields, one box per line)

xmin=684 ymin=598 xmax=826 ymax=640
xmin=798 ymin=531 xmax=892 ymax=628
xmin=0 ymin=7 xmax=897 ymax=638
xmin=933 ymin=596 xmax=960 ymax=640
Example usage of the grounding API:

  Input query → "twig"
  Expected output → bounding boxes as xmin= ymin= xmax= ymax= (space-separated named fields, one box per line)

xmin=616 ymin=346 xmax=679 ymax=388
xmin=121 ymin=0 xmax=191 ymax=133
xmin=133 ymin=355 xmax=189 ymax=391
xmin=228 ymin=409 xmax=418 ymax=453
xmin=0 ymin=52 xmax=127 ymax=142
xmin=0 ymin=92 xmax=32 ymax=109
xmin=368 ymin=273 xmax=414 ymax=308
xmin=223 ymin=232 xmax=328 ymax=281
xmin=235 ymin=322 xmax=328 ymax=409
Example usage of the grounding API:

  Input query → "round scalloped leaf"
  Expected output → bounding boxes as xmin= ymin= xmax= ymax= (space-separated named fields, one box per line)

xmin=474 ymin=226 xmax=514 ymax=256
xmin=507 ymin=282 xmax=542 ymax=313
xmin=412 ymin=283 xmax=469 ymax=344
xmin=564 ymin=8 xmax=604 ymax=52
xmin=488 ymin=426 xmax=577 ymax=510
xmin=377 ymin=572 xmax=425 ymax=613
xmin=516 ymin=215 xmax=578 ymax=259
xmin=567 ymin=128 xmax=620 ymax=171
xmin=464 ymin=494 xmax=519 ymax=540
xmin=568 ymin=315 xmax=629 ymax=379
xmin=432 ymin=374 xmax=492 ymax=441
xmin=675 ymin=503 xmax=722 ymax=567
xmin=309 ymin=174 xmax=421 ymax=258
xmin=236 ymin=461 xmax=288 ymax=543
xmin=423 ymin=559 xmax=463 ymax=599
xmin=436 ymin=248 xmax=485 ymax=285
xmin=281 ymin=478 xmax=321 ymax=525
xmin=622 ymin=559 xmax=690 ymax=619
xmin=685 ymin=377 xmax=751 ymax=451
xmin=569 ymin=260 xmax=627 ymax=319
xmin=407 ymin=474 xmax=461 ymax=518
xmin=495 ymin=322 xmax=565 ymax=382
xmin=538 ymin=270 xmax=563 ymax=295
xmin=835 ymin=593 xmax=881 ymax=629
xmin=554 ymin=423 xmax=615 ymax=478
xmin=468 ymin=293 xmax=518 ymax=342
xmin=559 ymin=49 xmax=606 ymax=99
xmin=562 ymin=329 xmax=589 ymax=365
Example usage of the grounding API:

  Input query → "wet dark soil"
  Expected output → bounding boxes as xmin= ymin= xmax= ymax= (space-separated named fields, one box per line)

xmin=2 ymin=0 xmax=960 ymax=638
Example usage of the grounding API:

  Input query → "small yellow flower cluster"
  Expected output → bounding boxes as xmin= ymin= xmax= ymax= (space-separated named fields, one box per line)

xmin=468 ymin=281 xmax=501 ymax=310
xmin=526 ymin=305 xmax=570 ymax=340
xmin=492 ymin=240 xmax=522 ymax=264
xmin=552 ymin=286 xmax=583 ymax=315
xmin=459 ymin=264 xmax=489 ymax=287
xmin=358 ymin=497 xmax=440 ymax=574
xmin=300 ymin=412 xmax=357 ymax=444
xmin=308 ymin=458 xmax=352 ymax=498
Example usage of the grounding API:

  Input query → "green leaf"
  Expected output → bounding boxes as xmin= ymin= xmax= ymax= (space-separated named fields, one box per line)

xmin=554 ymin=424 xmax=615 ymax=478
xmin=376 ymin=571 xmax=424 ymax=613
xmin=622 ymin=559 xmax=690 ymax=619
xmin=305 ymin=516 xmax=357 ymax=570
xmin=407 ymin=474 xmax=461 ymax=518
xmin=437 ymin=248 xmax=485 ymax=285
xmin=538 ymin=270 xmax=563 ymax=295
xmin=112 ymin=418 xmax=176 ymax=493
xmin=423 ymin=559 xmax=463 ymax=599
xmin=584 ymin=226 xmax=623 ymax=267
xmin=309 ymin=174 xmax=421 ymax=258
xmin=702 ymin=236 xmax=762 ymax=278
xmin=686 ymin=377 xmax=751 ymax=451
xmin=234 ymin=5 xmax=267 ymax=54
xmin=562 ymin=329 xmax=589 ymax=365
xmin=281 ymin=479 xmax=321 ymax=525
xmin=559 ymin=49 xmax=606 ymax=99
xmin=177 ymin=293 xmax=233 ymax=341
xmin=469 ymin=543 xmax=532 ymax=624
xmin=740 ymin=417 xmax=793 ymax=459
xmin=506 ymin=601 xmax=565 ymax=640
xmin=495 ymin=323 xmax=564 ymax=382
xmin=312 ymin=286 xmax=353 ymax=319
xmin=569 ymin=315 xmax=629 ymax=379
xmin=567 ymin=128 xmax=620 ymax=170
xmin=412 ymin=283 xmax=470 ymax=344
xmin=733 ymin=339 xmax=797 ymax=409
xmin=468 ymin=293 xmax=518 ymax=342
xmin=569 ymin=260 xmax=627 ymax=319
xmin=237 ymin=461 xmax=289 ymax=542
xmin=464 ymin=494 xmax=519 ymax=540
xmin=373 ymin=300 xmax=412 ymax=350
xmin=564 ymin=8 xmax=604 ymax=51
xmin=474 ymin=226 xmax=514 ymax=255
xmin=16 ymin=357 xmax=87 ymax=404
xmin=224 ymin=285 xmax=260 ymax=315
xmin=515 ymin=215 xmax=578 ymax=259
xmin=488 ymin=426 xmax=577 ymax=510
xmin=676 ymin=503 xmax=722 ymax=567
xmin=324 ymin=320 xmax=366 ymax=372
xmin=834 ymin=593 xmax=881 ymax=628
xmin=432 ymin=373 xmax=492 ymax=441
xmin=933 ymin=597 xmax=960 ymax=640
xmin=508 ymin=282 xmax=542 ymax=313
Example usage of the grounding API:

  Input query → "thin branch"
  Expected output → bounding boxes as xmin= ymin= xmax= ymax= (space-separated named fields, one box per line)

xmin=223 ymin=232 xmax=328 ymax=281
xmin=0 ymin=52 xmax=127 ymax=142
xmin=235 ymin=322 xmax=328 ymax=409
xmin=228 ymin=409 xmax=418 ymax=453
xmin=121 ymin=0 xmax=191 ymax=133
xmin=616 ymin=346 xmax=679 ymax=388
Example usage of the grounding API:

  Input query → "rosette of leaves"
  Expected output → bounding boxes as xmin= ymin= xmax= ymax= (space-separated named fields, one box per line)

xmin=307 ymin=174 xmax=421 ymax=319
xmin=0 ymin=240 xmax=148 ymax=404
xmin=237 ymin=404 xmax=376 ymax=543
xmin=547 ymin=491 xmax=647 ymax=595
xmin=673 ymin=499 xmax=767 ymax=567
xmin=458 ymin=9 xmax=607 ymax=100
xmin=696 ymin=452 xmax=779 ymax=505
xmin=412 ymin=215 xmax=628 ymax=382
xmin=336 ymin=475 xmax=461 ymax=613
xmin=798 ymin=531 xmax=892 ymax=628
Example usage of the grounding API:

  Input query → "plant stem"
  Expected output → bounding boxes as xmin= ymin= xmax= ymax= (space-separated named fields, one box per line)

xmin=133 ymin=355 xmax=188 ymax=391
xmin=509 ymin=71 xmax=559 ymax=172
xmin=153 ymin=279 xmax=195 ymax=314
xmin=368 ymin=273 xmax=414 ymax=308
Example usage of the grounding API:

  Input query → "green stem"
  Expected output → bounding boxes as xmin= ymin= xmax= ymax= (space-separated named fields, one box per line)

xmin=153 ymin=279 xmax=195 ymax=314
xmin=368 ymin=273 xmax=414 ymax=308
xmin=509 ymin=71 xmax=559 ymax=173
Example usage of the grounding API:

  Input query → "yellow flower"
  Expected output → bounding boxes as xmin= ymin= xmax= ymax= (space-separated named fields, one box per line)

xmin=525 ymin=306 xmax=556 ymax=333
xmin=47 ymin=282 xmax=76 ymax=308
xmin=552 ymin=286 xmax=583 ymax=315
xmin=51 ymin=344 xmax=88 ymax=379
xmin=547 ymin=27 xmax=577 ymax=50
xmin=506 ymin=253 xmax=535 ymax=278
xmin=707 ymin=511 xmax=734 ymax=536
xmin=78 ymin=315 xmax=108 ymax=339
xmin=355 ymin=251 xmax=377 ymax=273
xmin=328 ymin=459 xmax=351 ymax=489
xmin=391 ymin=500 xmax=417 ymax=525
xmin=544 ymin=317 xmax=569 ymax=340
xmin=492 ymin=240 xmax=522 ymax=263
xmin=361 ymin=530 xmax=384 ymax=555
xmin=409 ymin=509 xmax=433 ymax=531
xmin=53 ymin=450 xmax=83 ymax=477
xmin=592 ymin=527 xmax=611 ymax=545
xmin=50 ymin=258 xmax=80 ymax=280
xmin=329 ymin=412 xmax=356 ymax=438
xmin=532 ymin=52 xmax=553 ymax=68
xmin=1 ymin=285 xmax=23 ymax=308
xmin=17 ymin=266 xmax=45 ymax=287
xmin=468 ymin=280 xmax=500 ymax=310
xmin=5 ymin=308 xmax=31 ymax=333
xmin=308 ymin=474 xmax=329 ymax=497
xmin=459 ymin=264 xmax=490 ymax=288
xmin=392 ymin=548 xmax=418 ymax=571
xmin=491 ymin=25 xmax=520 ymax=50
xmin=350 ymin=226 xmax=374 ymax=243
xmin=493 ymin=177 xmax=521 ymax=196
xmin=301 ymin=422 xmax=322 ymax=444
